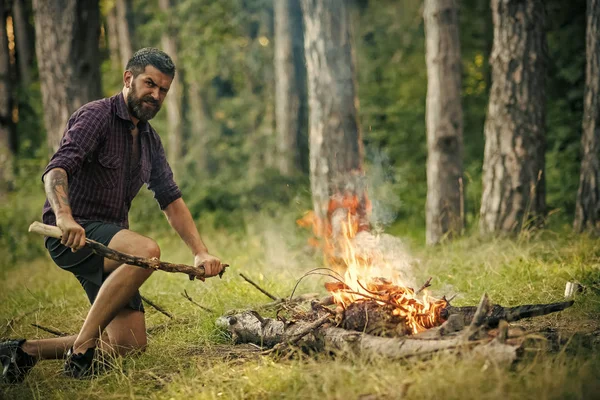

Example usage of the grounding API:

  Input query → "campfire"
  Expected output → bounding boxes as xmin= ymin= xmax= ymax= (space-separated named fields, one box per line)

xmin=301 ymin=192 xmax=449 ymax=336
xmin=218 ymin=195 xmax=574 ymax=365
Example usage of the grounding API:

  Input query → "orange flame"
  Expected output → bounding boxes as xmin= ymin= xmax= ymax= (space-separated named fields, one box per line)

xmin=298 ymin=193 xmax=447 ymax=334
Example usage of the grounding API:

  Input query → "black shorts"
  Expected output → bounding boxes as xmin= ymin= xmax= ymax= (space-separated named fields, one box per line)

xmin=45 ymin=221 xmax=144 ymax=313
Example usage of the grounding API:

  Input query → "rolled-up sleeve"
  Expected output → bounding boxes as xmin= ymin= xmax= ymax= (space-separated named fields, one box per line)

xmin=42 ymin=109 xmax=107 ymax=182
xmin=148 ymin=137 xmax=182 ymax=210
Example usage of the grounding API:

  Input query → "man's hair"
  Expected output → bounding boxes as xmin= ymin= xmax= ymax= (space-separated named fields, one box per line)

xmin=126 ymin=48 xmax=176 ymax=78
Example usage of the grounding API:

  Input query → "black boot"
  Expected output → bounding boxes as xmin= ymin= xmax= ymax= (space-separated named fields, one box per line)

xmin=0 ymin=339 xmax=38 ymax=383
xmin=63 ymin=347 xmax=106 ymax=378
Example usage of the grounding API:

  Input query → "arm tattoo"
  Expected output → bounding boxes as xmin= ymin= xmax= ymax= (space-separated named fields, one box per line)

xmin=45 ymin=169 xmax=70 ymax=213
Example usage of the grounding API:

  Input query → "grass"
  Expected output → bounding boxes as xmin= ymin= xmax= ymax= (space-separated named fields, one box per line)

xmin=1 ymin=217 xmax=599 ymax=400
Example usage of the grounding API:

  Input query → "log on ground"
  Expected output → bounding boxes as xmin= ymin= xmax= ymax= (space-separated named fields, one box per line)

xmin=216 ymin=311 xmax=522 ymax=364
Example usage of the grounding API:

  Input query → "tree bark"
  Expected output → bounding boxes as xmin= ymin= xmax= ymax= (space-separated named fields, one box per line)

xmin=159 ymin=0 xmax=183 ymax=176
xmin=479 ymin=0 xmax=547 ymax=234
xmin=424 ymin=0 xmax=464 ymax=245
xmin=115 ymin=0 xmax=132 ymax=69
xmin=12 ymin=0 xmax=31 ymax=86
xmin=0 ymin=0 xmax=14 ymax=198
xmin=301 ymin=0 xmax=365 ymax=230
xmin=187 ymin=79 xmax=214 ymax=175
xmin=574 ymin=0 xmax=600 ymax=233
xmin=32 ymin=0 xmax=102 ymax=155
xmin=106 ymin=3 xmax=121 ymax=70
xmin=274 ymin=0 xmax=307 ymax=176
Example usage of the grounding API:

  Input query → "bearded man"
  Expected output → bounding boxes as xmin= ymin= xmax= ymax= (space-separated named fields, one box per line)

xmin=0 ymin=48 xmax=223 ymax=381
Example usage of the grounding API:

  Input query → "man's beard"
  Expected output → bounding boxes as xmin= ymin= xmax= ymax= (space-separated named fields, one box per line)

xmin=126 ymin=80 xmax=161 ymax=122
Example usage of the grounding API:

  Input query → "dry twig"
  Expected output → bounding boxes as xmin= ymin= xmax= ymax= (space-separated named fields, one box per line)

xmin=415 ymin=277 xmax=433 ymax=295
xmin=182 ymin=290 xmax=215 ymax=313
xmin=31 ymin=323 xmax=68 ymax=337
xmin=240 ymin=273 xmax=278 ymax=301
xmin=141 ymin=295 xmax=174 ymax=319
xmin=288 ymin=314 xmax=331 ymax=345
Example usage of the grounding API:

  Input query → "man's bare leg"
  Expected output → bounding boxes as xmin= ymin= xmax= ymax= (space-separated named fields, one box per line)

xmin=20 ymin=336 xmax=76 ymax=360
xmin=20 ymin=306 xmax=147 ymax=360
xmin=15 ymin=230 xmax=155 ymax=360
xmin=20 ymin=332 xmax=110 ymax=360
xmin=71 ymin=230 xmax=158 ymax=355
xmin=104 ymin=309 xmax=147 ymax=356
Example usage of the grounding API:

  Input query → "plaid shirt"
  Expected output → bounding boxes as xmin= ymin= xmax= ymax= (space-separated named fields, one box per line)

xmin=42 ymin=93 xmax=182 ymax=228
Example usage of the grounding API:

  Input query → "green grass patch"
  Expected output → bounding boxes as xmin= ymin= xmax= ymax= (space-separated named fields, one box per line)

xmin=1 ymin=221 xmax=599 ymax=399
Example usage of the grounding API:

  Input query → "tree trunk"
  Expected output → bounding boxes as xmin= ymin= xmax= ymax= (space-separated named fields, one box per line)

xmin=159 ymin=0 xmax=182 ymax=176
xmin=424 ymin=0 xmax=464 ymax=245
xmin=32 ymin=0 xmax=102 ymax=155
xmin=106 ymin=3 xmax=121 ymax=70
xmin=115 ymin=0 xmax=132 ymax=69
xmin=301 ymin=0 xmax=366 ymax=231
xmin=479 ymin=0 xmax=547 ymax=234
xmin=574 ymin=0 xmax=600 ymax=233
xmin=12 ymin=0 xmax=31 ymax=86
xmin=274 ymin=0 xmax=307 ymax=176
xmin=187 ymin=79 xmax=213 ymax=175
xmin=0 ymin=0 xmax=14 ymax=198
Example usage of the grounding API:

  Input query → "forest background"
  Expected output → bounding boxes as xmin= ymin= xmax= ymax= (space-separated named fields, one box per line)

xmin=0 ymin=0 xmax=590 ymax=258
xmin=1 ymin=1 xmax=599 ymax=399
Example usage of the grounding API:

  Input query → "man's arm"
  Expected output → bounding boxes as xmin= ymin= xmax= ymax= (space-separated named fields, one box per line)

xmin=43 ymin=168 xmax=85 ymax=251
xmin=163 ymin=198 xmax=223 ymax=277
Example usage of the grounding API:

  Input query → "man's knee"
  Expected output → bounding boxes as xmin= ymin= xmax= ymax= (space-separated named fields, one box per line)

xmin=140 ymin=239 xmax=160 ymax=260
xmin=105 ymin=231 xmax=161 ymax=274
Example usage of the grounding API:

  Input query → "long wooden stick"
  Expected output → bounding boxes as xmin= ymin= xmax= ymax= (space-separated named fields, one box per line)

xmin=28 ymin=221 xmax=227 ymax=281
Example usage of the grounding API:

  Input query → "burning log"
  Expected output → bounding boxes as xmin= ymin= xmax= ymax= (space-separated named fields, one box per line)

xmin=331 ymin=296 xmax=574 ymax=338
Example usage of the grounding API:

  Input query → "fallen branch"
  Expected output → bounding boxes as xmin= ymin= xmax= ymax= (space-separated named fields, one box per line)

xmin=288 ymin=314 xmax=332 ymax=345
xmin=31 ymin=323 xmax=68 ymax=337
xmin=240 ymin=273 xmax=279 ymax=301
xmin=442 ymin=299 xmax=575 ymax=328
xmin=182 ymin=290 xmax=215 ymax=313
xmin=28 ymin=221 xmax=228 ymax=281
xmin=140 ymin=295 xmax=173 ymax=319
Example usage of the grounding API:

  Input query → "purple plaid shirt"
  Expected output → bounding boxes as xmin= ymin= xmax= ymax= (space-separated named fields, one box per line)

xmin=42 ymin=93 xmax=182 ymax=229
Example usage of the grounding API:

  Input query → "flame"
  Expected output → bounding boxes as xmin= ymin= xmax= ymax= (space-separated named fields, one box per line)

xmin=299 ymin=193 xmax=447 ymax=334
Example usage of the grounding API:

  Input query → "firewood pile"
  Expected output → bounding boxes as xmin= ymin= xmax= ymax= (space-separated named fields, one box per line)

xmin=217 ymin=275 xmax=574 ymax=366
xmin=219 ymin=203 xmax=575 ymax=365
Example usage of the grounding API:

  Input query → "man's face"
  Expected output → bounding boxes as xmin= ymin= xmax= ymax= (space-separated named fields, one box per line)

xmin=125 ymin=65 xmax=173 ymax=122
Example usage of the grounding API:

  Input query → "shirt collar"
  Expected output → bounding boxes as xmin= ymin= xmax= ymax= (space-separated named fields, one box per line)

xmin=115 ymin=92 xmax=151 ymax=134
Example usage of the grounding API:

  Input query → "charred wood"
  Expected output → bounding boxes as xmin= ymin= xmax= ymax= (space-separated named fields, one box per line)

xmin=441 ymin=300 xmax=574 ymax=328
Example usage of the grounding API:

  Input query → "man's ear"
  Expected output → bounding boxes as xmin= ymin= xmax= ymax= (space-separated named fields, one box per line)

xmin=123 ymin=71 xmax=133 ymax=88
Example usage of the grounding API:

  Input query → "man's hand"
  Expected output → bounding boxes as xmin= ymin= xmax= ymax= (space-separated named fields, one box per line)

xmin=56 ymin=215 xmax=86 ymax=252
xmin=194 ymin=252 xmax=224 ymax=278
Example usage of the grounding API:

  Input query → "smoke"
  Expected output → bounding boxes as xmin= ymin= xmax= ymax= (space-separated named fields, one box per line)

xmin=364 ymin=148 xmax=403 ymax=229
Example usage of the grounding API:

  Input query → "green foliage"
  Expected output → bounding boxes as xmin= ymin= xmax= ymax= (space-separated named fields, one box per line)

xmin=0 ymin=159 xmax=49 ymax=265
